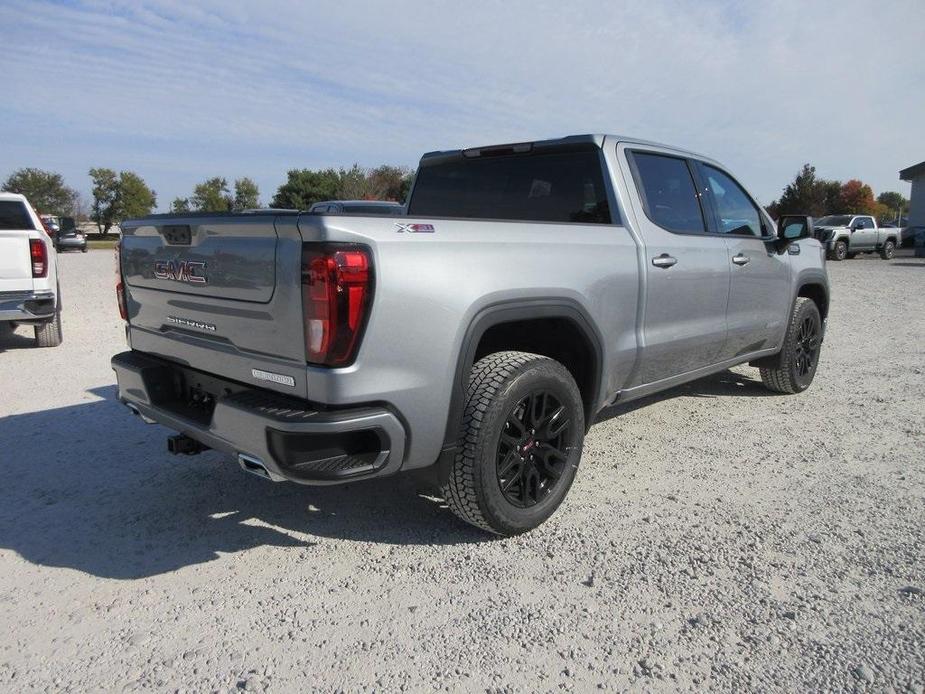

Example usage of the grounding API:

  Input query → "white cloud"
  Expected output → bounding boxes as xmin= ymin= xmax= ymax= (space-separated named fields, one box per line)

xmin=1 ymin=0 xmax=922 ymax=207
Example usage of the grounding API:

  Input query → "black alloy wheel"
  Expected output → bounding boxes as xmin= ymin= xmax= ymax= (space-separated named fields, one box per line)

xmin=497 ymin=390 xmax=572 ymax=508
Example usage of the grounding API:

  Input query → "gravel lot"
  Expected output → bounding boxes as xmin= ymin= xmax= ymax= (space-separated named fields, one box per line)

xmin=1 ymin=249 xmax=923 ymax=693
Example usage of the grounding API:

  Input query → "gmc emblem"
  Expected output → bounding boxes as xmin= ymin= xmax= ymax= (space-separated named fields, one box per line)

xmin=154 ymin=260 xmax=207 ymax=285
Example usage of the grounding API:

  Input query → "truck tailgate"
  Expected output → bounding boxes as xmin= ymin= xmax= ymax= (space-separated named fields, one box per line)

xmin=120 ymin=214 xmax=308 ymax=395
xmin=0 ymin=231 xmax=33 ymax=292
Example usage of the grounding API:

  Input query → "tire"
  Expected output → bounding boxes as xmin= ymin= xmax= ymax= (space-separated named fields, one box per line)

xmin=441 ymin=351 xmax=585 ymax=536
xmin=759 ymin=298 xmax=822 ymax=394
xmin=81 ymin=246 xmax=88 ymax=253
xmin=879 ymin=240 xmax=895 ymax=260
xmin=34 ymin=307 xmax=63 ymax=347
xmin=829 ymin=240 xmax=848 ymax=261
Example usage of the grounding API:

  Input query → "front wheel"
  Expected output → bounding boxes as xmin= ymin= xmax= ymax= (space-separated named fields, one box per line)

xmin=441 ymin=351 xmax=585 ymax=535
xmin=829 ymin=240 xmax=848 ymax=261
xmin=759 ymin=298 xmax=821 ymax=394
xmin=879 ymin=240 xmax=895 ymax=260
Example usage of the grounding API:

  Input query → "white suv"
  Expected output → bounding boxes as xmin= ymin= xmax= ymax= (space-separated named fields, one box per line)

xmin=0 ymin=192 xmax=62 ymax=346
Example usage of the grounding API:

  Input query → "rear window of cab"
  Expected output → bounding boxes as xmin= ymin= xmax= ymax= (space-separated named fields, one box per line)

xmin=0 ymin=200 xmax=35 ymax=230
xmin=408 ymin=149 xmax=617 ymax=224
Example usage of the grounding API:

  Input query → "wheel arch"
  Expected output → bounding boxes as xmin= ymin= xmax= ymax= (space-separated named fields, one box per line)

xmin=797 ymin=281 xmax=829 ymax=320
xmin=441 ymin=299 xmax=604 ymax=451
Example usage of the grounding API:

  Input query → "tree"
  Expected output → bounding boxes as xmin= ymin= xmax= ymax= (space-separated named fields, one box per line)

xmin=337 ymin=164 xmax=370 ymax=200
xmin=191 ymin=177 xmax=232 ymax=212
xmin=233 ymin=177 xmax=260 ymax=210
xmin=822 ymin=180 xmax=843 ymax=214
xmin=89 ymin=167 xmax=120 ymax=233
xmin=271 ymin=168 xmax=340 ymax=209
xmin=3 ymin=168 xmax=78 ymax=216
xmin=117 ymin=171 xmax=157 ymax=220
xmin=367 ymin=164 xmax=413 ymax=201
xmin=170 ymin=198 xmax=191 ymax=213
xmin=773 ymin=164 xmax=828 ymax=217
xmin=839 ymin=179 xmax=877 ymax=215
xmin=877 ymin=191 xmax=908 ymax=223
xmin=89 ymin=168 xmax=156 ymax=234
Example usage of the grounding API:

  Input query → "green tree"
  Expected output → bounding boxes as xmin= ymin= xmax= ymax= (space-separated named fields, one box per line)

xmin=399 ymin=170 xmax=415 ymax=203
xmin=170 ymin=197 xmax=191 ymax=213
xmin=191 ymin=177 xmax=232 ymax=212
xmin=774 ymin=164 xmax=828 ymax=217
xmin=337 ymin=164 xmax=370 ymax=200
xmin=839 ymin=179 xmax=877 ymax=214
xmin=877 ymin=191 xmax=908 ymax=222
xmin=367 ymin=164 xmax=413 ymax=201
xmin=271 ymin=168 xmax=340 ymax=209
xmin=89 ymin=168 xmax=156 ymax=233
xmin=3 ymin=168 xmax=78 ymax=216
xmin=117 ymin=171 xmax=157 ymax=220
xmin=89 ymin=167 xmax=120 ymax=233
xmin=233 ymin=177 xmax=260 ymax=210
xmin=822 ymin=180 xmax=843 ymax=214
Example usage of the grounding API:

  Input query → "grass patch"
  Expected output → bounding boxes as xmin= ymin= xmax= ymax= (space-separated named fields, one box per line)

xmin=87 ymin=238 xmax=118 ymax=250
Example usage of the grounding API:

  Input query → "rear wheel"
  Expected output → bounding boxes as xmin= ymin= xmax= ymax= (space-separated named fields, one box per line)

xmin=759 ymin=298 xmax=821 ymax=394
xmin=34 ymin=307 xmax=63 ymax=347
xmin=441 ymin=351 xmax=584 ymax=535
xmin=880 ymin=240 xmax=895 ymax=260
xmin=829 ymin=240 xmax=848 ymax=261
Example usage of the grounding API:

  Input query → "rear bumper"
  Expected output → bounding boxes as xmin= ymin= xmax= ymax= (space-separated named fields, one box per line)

xmin=57 ymin=237 xmax=87 ymax=250
xmin=111 ymin=350 xmax=407 ymax=485
xmin=0 ymin=290 xmax=56 ymax=322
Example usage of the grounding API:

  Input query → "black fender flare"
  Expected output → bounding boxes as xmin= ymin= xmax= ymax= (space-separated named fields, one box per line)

xmin=440 ymin=297 xmax=605 ymax=452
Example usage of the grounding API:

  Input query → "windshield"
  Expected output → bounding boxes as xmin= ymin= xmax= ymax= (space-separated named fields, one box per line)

xmin=815 ymin=215 xmax=852 ymax=226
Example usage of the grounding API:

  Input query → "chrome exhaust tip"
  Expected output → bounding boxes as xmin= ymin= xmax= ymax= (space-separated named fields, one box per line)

xmin=238 ymin=453 xmax=272 ymax=480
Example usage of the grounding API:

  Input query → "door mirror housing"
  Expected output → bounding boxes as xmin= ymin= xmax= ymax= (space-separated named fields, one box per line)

xmin=777 ymin=215 xmax=813 ymax=243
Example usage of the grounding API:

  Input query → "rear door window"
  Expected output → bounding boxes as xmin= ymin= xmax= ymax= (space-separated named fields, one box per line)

xmin=0 ymin=201 xmax=36 ymax=230
xmin=630 ymin=152 xmax=706 ymax=234
xmin=408 ymin=148 xmax=615 ymax=224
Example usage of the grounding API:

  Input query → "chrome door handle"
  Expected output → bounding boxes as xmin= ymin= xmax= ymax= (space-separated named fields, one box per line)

xmin=651 ymin=254 xmax=677 ymax=268
xmin=732 ymin=254 xmax=750 ymax=266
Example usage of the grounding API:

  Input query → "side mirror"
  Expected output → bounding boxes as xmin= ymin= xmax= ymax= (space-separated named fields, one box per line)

xmin=777 ymin=215 xmax=813 ymax=243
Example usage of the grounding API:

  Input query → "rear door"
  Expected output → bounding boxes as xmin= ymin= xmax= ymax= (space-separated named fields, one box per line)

xmin=0 ymin=200 xmax=37 ymax=292
xmin=693 ymin=162 xmax=791 ymax=358
xmin=624 ymin=148 xmax=730 ymax=385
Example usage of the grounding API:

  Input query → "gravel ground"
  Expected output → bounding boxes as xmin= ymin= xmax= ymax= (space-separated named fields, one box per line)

xmin=0 ymin=249 xmax=923 ymax=693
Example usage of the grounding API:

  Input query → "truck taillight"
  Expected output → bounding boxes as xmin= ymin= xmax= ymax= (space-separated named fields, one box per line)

xmin=30 ymin=238 xmax=48 ymax=278
xmin=301 ymin=244 xmax=373 ymax=366
xmin=114 ymin=241 xmax=127 ymax=320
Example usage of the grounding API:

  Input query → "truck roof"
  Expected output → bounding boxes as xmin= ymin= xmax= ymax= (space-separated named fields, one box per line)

xmin=419 ymin=133 xmax=708 ymax=165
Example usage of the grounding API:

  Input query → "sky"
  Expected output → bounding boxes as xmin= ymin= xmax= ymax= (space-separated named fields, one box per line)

xmin=1 ymin=0 xmax=923 ymax=211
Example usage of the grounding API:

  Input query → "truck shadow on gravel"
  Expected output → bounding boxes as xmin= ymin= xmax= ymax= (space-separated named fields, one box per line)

xmin=0 ymin=386 xmax=485 ymax=580
xmin=0 ymin=328 xmax=37 ymax=352
xmin=0 ymin=369 xmax=766 ymax=579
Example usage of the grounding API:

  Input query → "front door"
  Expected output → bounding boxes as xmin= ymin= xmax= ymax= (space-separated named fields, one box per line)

xmin=625 ymin=149 xmax=730 ymax=385
xmin=694 ymin=162 xmax=792 ymax=358
xmin=852 ymin=216 xmax=877 ymax=249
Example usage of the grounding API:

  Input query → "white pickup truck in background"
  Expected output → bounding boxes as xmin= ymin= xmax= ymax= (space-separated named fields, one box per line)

xmin=0 ymin=192 xmax=62 ymax=347
xmin=813 ymin=214 xmax=899 ymax=261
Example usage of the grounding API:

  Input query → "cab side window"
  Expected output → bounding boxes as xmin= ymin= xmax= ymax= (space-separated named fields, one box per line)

xmin=854 ymin=217 xmax=873 ymax=229
xmin=630 ymin=152 xmax=706 ymax=234
xmin=699 ymin=164 xmax=763 ymax=237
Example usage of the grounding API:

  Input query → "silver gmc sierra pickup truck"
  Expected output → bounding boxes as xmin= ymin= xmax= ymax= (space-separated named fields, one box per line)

xmin=112 ymin=134 xmax=829 ymax=535
xmin=813 ymin=214 xmax=899 ymax=261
